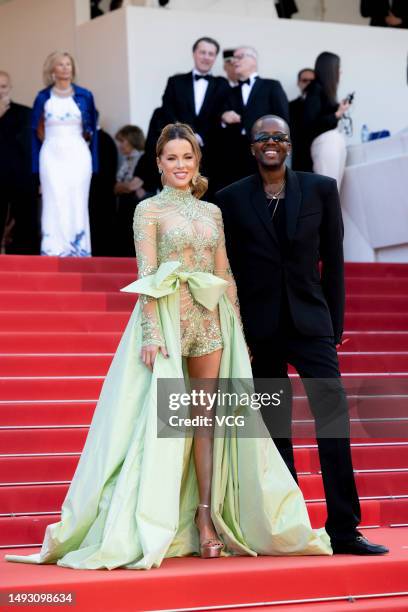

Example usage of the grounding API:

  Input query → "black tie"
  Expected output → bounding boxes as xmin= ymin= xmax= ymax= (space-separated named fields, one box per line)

xmin=239 ymin=78 xmax=251 ymax=87
xmin=194 ymin=74 xmax=210 ymax=81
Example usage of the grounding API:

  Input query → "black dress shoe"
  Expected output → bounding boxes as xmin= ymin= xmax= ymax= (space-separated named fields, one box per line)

xmin=332 ymin=535 xmax=389 ymax=555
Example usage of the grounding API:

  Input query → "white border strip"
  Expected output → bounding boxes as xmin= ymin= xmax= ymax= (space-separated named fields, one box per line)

xmin=151 ymin=592 xmax=408 ymax=612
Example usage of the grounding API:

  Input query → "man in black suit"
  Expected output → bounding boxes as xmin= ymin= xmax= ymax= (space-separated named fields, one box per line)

xmin=275 ymin=0 xmax=298 ymax=18
xmin=219 ymin=47 xmax=289 ymax=188
xmin=289 ymin=67 xmax=315 ymax=171
xmin=0 ymin=71 xmax=39 ymax=254
xmin=361 ymin=0 xmax=408 ymax=27
xmin=161 ymin=36 xmax=229 ymax=187
xmin=88 ymin=118 xmax=118 ymax=256
xmin=215 ymin=114 xmax=388 ymax=555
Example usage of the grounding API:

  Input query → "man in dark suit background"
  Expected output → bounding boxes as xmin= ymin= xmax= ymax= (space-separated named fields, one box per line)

xmin=161 ymin=36 xmax=230 ymax=191
xmin=361 ymin=0 xmax=408 ymax=27
xmin=215 ymin=114 xmax=388 ymax=556
xmin=0 ymin=70 xmax=39 ymax=254
xmin=275 ymin=0 xmax=298 ymax=18
xmin=218 ymin=47 xmax=289 ymax=188
xmin=289 ymin=67 xmax=315 ymax=171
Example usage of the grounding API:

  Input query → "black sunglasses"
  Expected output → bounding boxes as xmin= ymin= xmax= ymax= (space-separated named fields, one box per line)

xmin=252 ymin=132 xmax=290 ymax=144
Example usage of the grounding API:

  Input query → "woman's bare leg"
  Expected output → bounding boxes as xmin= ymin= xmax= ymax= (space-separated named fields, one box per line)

xmin=187 ymin=348 xmax=222 ymax=546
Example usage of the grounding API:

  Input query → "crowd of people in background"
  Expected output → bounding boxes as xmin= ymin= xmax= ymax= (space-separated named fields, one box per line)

xmin=1 ymin=0 xmax=406 ymax=258
xmin=0 ymin=37 xmax=354 ymax=258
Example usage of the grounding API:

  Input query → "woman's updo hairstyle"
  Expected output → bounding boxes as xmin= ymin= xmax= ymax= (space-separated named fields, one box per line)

xmin=156 ymin=122 xmax=208 ymax=199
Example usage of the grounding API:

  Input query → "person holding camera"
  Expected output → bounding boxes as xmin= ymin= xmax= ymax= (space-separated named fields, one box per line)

xmin=302 ymin=52 xmax=350 ymax=188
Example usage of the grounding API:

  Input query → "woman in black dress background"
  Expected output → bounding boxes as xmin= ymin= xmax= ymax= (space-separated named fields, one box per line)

xmin=302 ymin=51 xmax=350 ymax=187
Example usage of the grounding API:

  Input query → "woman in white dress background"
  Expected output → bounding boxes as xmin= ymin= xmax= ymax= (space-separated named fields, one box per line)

xmin=32 ymin=52 xmax=98 ymax=256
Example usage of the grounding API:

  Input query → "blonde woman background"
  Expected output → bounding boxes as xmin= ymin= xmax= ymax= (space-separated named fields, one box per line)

xmin=32 ymin=51 xmax=98 ymax=256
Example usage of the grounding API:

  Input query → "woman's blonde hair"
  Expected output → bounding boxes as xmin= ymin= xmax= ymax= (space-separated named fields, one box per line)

xmin=156 ymin=123 xmax=208 ymax=199
xmin=43 ymin=51 xmax=76 ymax=87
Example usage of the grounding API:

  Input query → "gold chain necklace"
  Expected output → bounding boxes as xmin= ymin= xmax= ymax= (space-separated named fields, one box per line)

xmin=265 ymin=180 xmax=286 ymax=219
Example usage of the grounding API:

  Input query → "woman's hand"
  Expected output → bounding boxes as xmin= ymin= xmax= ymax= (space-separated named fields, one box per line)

xmin=141 ymin=344 xmax=169 ymax=371
xmin=335 ymin=100 xmax=350 ymax=119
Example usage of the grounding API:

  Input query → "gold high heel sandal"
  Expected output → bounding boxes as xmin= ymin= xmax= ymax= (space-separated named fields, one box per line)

xmin=194 ymin=503 xmax=224 ymax=559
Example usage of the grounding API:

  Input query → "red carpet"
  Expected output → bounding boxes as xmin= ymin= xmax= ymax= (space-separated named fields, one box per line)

xmin=1 ymin=255 xmax=408 ymax=611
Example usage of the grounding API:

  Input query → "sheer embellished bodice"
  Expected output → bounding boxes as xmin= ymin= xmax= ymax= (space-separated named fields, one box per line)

xmin=133 ymin=185 xmax=242 ymax=356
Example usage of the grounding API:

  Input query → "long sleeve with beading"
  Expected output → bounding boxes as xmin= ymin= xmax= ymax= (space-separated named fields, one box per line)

xmin=133 ymin=202 xmax=165 ymax=347
xmin=213 ymin=207 xmax=244 ymax=332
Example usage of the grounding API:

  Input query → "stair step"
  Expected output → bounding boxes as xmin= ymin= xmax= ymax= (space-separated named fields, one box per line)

xmin=0 ymin=311 xmax=129 ymax=332
xmin=0 ymin=355 xmax=114 ymax=376
xmin=0 ymin=422 xmax=407 ymax=454
xmin=0 ymin=291 xmax=135 ymax=311
xmin=346 ymin=295 xmax=408 ymax=312
xmin=2 ymin=311 xmax=408 ymax=333
xmin=0 ymin=271 xmax=137 ymax=292
xmin=2 ymin=445 xmax=408 ymax=482
xmin=1 ymin=373 xmax=408 ymax=402
xmin=342 ymin=333 xmax=408 ymax=351
xmin=1 ymin=394 xmax=406 ymax=427
xmin=0 ymin=292 xmax=408 ymax=318
xmin=1 ymin=464 xmax=407 ymax=498
xmin=347 ymin=277 xmax=408 ymax=293
xmin=1 ymin=331 xmax=408 ymax=353
xmin=3 ymin=353 xmax=408 ymax=376
xmin=0 ymin=255 xmax=136 ymax=273
xmin=296 ymin=443 xmax=408 ymax=472
xmin=1 ymin=499 xmax=407 ymax=547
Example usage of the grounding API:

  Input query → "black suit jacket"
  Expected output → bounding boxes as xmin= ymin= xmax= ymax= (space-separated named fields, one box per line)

xmin=360 ymin=0 xmax=408 ymax=26
xmin=0 ymin=102 xmax=32 ymax=184
xmin=223 ymin=77 xmax=290 ymax=134
xmin=215 ymin=170 xmax=345 ymax=345
xmin=275 ymin=0 xmax=298 ymax=18
xmin=161 ymin=72 xmax=229 ymax=144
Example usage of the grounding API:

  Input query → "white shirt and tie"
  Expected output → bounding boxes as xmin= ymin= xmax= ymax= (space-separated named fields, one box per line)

xmin=192 ymin=69 xmax=211 ymax=145
xmin=239 ymin=72 xmax=259 ymax=106
xmin=239 ymin=72 xmax=259 ymax=134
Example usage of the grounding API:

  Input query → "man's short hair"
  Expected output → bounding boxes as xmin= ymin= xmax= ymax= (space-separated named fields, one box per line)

xmin=251 ymin=115 xmax=291 ymax=140
xmin=297 ymin=67 xmax=315 ymax=81
xmin=192 ymin=37 xmax=220 ymax=55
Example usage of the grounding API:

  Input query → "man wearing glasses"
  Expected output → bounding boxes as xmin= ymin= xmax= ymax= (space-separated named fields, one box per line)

xmin=215 ymin=114 xmax=388 ymax=557
xmin=218 ymin=47 xmax=289 ymax=188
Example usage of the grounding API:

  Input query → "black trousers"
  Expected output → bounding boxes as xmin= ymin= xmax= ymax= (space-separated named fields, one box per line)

xmin=0 ymin=182 xmax=40 ymax=254
xmin=250 ymin=326 xmax=361 ymax=544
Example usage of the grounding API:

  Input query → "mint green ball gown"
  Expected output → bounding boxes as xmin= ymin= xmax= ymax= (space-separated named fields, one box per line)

xmin=5 ymin=186 xmax=331 ymax=570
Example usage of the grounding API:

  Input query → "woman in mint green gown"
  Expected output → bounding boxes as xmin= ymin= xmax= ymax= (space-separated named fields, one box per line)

xmin=5 ymin=124 xmax=331 ymax=570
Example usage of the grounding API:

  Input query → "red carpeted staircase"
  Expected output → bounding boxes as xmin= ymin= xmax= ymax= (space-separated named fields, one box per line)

xmin=1 ymin=255 xmax=408 ymax=611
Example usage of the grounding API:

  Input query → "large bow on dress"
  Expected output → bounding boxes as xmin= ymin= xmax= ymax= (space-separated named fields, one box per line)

xmin=120 ymin=260 xmax=228 ymax=311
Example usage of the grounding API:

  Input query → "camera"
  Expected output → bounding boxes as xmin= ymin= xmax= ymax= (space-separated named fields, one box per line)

xmin=345 ymin=92 xmax=355 ymax=104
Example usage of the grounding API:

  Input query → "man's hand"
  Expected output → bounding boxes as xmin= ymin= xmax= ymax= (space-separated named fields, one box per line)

xmin=128 ymin=176 xmax=144 ymax=192
xmin=221 ymin=110 xmax=241 ymax=125
xmin=114 ymin=181 xmax=133 ymax=195
xmin=385 ymin=11 xmax=403 ymax=26
xmin=141 ymin=344 xmax=169 ymax=371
